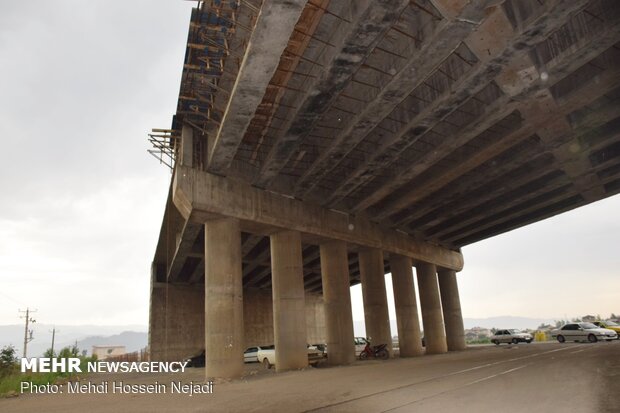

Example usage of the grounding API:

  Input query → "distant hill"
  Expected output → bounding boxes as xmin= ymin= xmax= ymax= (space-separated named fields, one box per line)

xmin=353 ymin=316 xmax=556 ymax=337
xmin=0 ymin=324 xmax=147 ymax=357
xmin=462 ymin=316 xmax=556 ymax=330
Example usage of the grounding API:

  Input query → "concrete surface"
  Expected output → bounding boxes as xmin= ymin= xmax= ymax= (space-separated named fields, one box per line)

xmin=270 ymin=230 xmax=307 ymax=372
xmin=416 ymin=262 xmax=448 ymax=354
xmin=438 ymin=269 xmax=467 ymax=351
xmin=359 ymin=248 xmax=393 ymax=354
xmin=390 ymin=254 xmax=423 ymax=358
xmin=204 ymin=217 xmax=244 ymax=378
xmin=320 ymin=240 xmax=355 ymax=366
xmin=3 ymin=341 xmax=618 ymax=413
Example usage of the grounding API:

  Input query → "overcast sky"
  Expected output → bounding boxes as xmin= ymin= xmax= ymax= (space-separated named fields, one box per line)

xmin=1 ymin=1 xmax=618 ymax=328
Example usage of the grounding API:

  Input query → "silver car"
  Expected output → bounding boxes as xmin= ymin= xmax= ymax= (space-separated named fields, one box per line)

xmin=491 ymin=329 xmax=533 ymax=345
xmin=551 ymin=322 xmax=618 ymax=343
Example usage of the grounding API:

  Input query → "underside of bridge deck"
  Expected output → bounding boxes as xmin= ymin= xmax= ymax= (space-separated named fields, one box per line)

xmin=153 ymin=0 xmax=620 ymax=293
xmin=149 ymin=0 xmax=620 ymax=376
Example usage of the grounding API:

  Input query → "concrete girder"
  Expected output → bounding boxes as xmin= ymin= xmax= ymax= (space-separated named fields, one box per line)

xmin=319 ymin=0 xmax=592 ymax=209
xmin=207 ymin=0 xmax=307 ymax=173
xmin=173 ymin=165 xmax=464 ymax=270
xmin=445 ymin=153 xmax=620 ymax=247
xmin=364 ymin=30 xmax=620 ymax=221
xmin=166 ymin=220 xmax=202 ymax=282
xmin=422 ymin=111 xmax=620 ymax=237
xmin=295 ymin=0 xmax=504 ymax=199
xmin=402 ymin=152 xmax=558 ymax=230
xmin=254 ymin=0 xmax=412 ymax=189
xmin=406 ymin=75 xmax=620 ymax=241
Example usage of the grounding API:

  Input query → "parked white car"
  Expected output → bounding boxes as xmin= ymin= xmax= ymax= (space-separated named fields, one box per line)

xmin=551 ymin=322 xmax=618 ymax=343
xmin=354 ymin=337 xmax=369 ymax=356
xmin=243 ymin=346 xmax=267 ymax=363
xmin=257 ymin=345 xmax=324 ymax=369
xmin=490 ymin=329 xmax=533 ymax=345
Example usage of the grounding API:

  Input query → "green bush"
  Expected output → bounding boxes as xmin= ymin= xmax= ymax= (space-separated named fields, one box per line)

xmin=0 ymin=345 xmax=95 ymax=397
xmin=0 ymin=346 xmax=18 ymax=379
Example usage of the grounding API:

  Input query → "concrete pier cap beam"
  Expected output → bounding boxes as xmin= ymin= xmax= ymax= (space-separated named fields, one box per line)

xmin=270 ymin=230 xmax=308 ymax=372
xmin=390 ymin=254 xmax=424 ymax=357
xmin=359 ymin=248 xmax=393 ymax=355
xmin=438 ymin=269 xmax=467 ymax=351
xmin=172 ymin=167 xmax=464 ymax=271
xmin=416 ymin=262 xmax=448 ymax=355
xmin=204 ymin=217 xmax=244 ymax=379
xmin=320 ymin=240 xmax=356 ymax=366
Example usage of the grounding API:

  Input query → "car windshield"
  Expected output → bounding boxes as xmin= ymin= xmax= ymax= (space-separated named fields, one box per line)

xmin=509 ymin=329 xmax=521 ymax=334
xmin=580 ymin=323 xmax=598 ymax=329
xmin=605 ymin=320 xmax=619 ymax=326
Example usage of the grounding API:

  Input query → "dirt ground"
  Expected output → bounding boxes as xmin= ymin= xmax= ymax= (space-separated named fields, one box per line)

xmin=2 ymin=341 xmax=619 ymax=413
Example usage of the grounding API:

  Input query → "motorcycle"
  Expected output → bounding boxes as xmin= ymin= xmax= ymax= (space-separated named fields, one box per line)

xmin=359 ymin=338 xmax=389 ymax=360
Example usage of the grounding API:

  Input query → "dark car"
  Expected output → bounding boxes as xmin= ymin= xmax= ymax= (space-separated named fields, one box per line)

xmin=184 ymin=350 xmax=205 ymax=367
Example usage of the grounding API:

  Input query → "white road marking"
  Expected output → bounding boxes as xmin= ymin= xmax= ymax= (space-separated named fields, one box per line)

xmin=467 ymin=364 xmax=529 ymax=385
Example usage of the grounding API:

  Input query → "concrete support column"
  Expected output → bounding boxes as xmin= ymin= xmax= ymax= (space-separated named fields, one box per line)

xmin=359 ymin=248 xmax=392 ymax=354
xmin=320 ymin=240 xmax=355 ymax=365
xmin=416 ymin=262 xmax=448 ymax=354
xmin=390 ymin=254 xmax=424 ymax=357
xmin=204 ymin=218 xmax=244 ymax=378
xmin=270 ymin=230 xmax=307 ymax=372
xmin=438 ymin=269 xmax=467 ymax=351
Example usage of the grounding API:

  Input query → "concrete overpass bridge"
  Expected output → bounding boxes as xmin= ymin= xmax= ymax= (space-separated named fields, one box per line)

xmin=148 ymin=0 xmax=620 ymax=379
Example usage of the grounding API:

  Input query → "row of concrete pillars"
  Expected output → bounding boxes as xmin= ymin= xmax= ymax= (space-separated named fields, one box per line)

xmin=197 ymin=217 xmax=465 ymax=378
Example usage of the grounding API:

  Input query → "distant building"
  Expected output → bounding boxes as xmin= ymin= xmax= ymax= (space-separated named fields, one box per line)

xmin=582 ymin=315 xmax=596 ymax=322
xmin=465 ymin=327 xmax=492 ymax=341
xmin=92 ymin=345 xmax=126 ymax=360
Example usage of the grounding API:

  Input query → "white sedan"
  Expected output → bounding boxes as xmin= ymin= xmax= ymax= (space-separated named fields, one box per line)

xmin=490 ymin=329 xmax=533 ymax=345
xmin=551 ymin=322 xmax=618 ymax=343
xmin=243 ymin=346 xmax=266 ymax=363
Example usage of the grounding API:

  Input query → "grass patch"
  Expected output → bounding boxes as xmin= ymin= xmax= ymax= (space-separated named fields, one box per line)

xmin=0 ymin=371 xmax=79 ymax=397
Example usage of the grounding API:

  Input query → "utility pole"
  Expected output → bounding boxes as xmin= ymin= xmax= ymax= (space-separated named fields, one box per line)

xmin=50 ymin=327 xmax=59 ymax=356
xmin=19 ymin=308 xmax=37 ymax=358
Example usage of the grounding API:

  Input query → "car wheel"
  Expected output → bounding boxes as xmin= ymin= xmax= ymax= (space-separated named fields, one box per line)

xmin=262 ymin=358 xmax=271 ymax=369
xmin=511 ymin=338 xmax=519 ymax=344
xmin=588 ymin=334 xmax=597 ymax=343
xmin=377 ymin=349 xmax=389 ymax=360
xmin=557 ymin=335 xmax=565 ymax=343
xmin=492 ymin=340 xmax=499 ymax=345
xmin=526 ymin=340 xmax=532 ymax=344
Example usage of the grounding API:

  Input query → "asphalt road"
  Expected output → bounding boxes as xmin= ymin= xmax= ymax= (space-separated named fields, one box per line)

xmin=2 ymin=341 xmax=618 ymax=413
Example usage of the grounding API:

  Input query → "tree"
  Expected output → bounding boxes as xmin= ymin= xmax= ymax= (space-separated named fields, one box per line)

xmin=0 ymin=345 xmax=18 ymax=378
xmin=43 ymin=348 xmax=56 ymax=358
xmin=58 ymin=345 xmax=79 ymax=359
